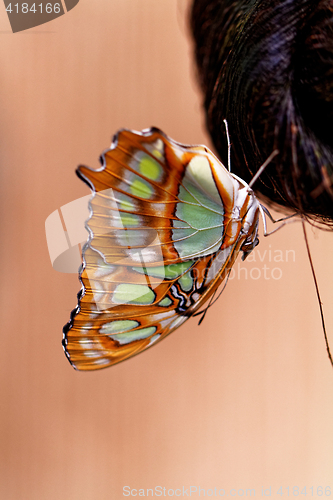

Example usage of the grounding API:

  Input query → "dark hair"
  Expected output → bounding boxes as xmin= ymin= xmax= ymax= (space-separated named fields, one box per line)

xmin=190 ymin=0 xmax=333 ymax=225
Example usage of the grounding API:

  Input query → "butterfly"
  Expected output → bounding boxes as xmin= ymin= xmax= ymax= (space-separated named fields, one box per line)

xmin=62 ymin=126 xmax=277 ymax=371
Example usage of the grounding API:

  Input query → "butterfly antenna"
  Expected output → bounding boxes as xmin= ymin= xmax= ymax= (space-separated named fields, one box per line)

xmin=223 ymin=119 xmax=232 ymax=173
xmin=302 ymin=219 xmax=333 ymax=368
xmin=248 ymin=150 xmax=279 ymax=189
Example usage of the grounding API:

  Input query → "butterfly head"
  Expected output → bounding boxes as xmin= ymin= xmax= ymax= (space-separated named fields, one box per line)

xmin=241 ymin=232 xmax=259 ymax=261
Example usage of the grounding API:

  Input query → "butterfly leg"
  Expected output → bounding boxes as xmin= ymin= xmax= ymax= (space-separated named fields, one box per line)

xmin=259 ymin=204 xmax=299 ymax=237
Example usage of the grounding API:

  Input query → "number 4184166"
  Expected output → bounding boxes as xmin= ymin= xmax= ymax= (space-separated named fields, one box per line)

xmin=6 ymin=3 xmax=61 ymax=14
xmin=277 ymin=486 xmax=331 ymax=496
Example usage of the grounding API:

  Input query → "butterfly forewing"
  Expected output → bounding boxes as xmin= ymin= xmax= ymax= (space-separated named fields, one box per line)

xmin=63 ymin=128 xmax=260 ymax=370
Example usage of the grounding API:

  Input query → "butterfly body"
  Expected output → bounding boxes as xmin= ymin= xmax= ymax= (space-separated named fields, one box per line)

xmin=63 ymin=128 xmax=260 ymax=370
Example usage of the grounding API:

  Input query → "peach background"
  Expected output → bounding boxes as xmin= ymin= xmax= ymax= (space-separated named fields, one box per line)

xmin=0 ymin=1 xmax=332 ymax=499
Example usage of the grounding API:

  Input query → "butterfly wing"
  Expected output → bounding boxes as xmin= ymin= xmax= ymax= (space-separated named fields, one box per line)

xmin=63 ymin=128 xmax=259 ymax=370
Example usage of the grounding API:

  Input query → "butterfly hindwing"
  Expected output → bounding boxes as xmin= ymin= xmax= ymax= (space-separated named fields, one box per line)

xmin=63 ymin=128 xmax=260 ymax=370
